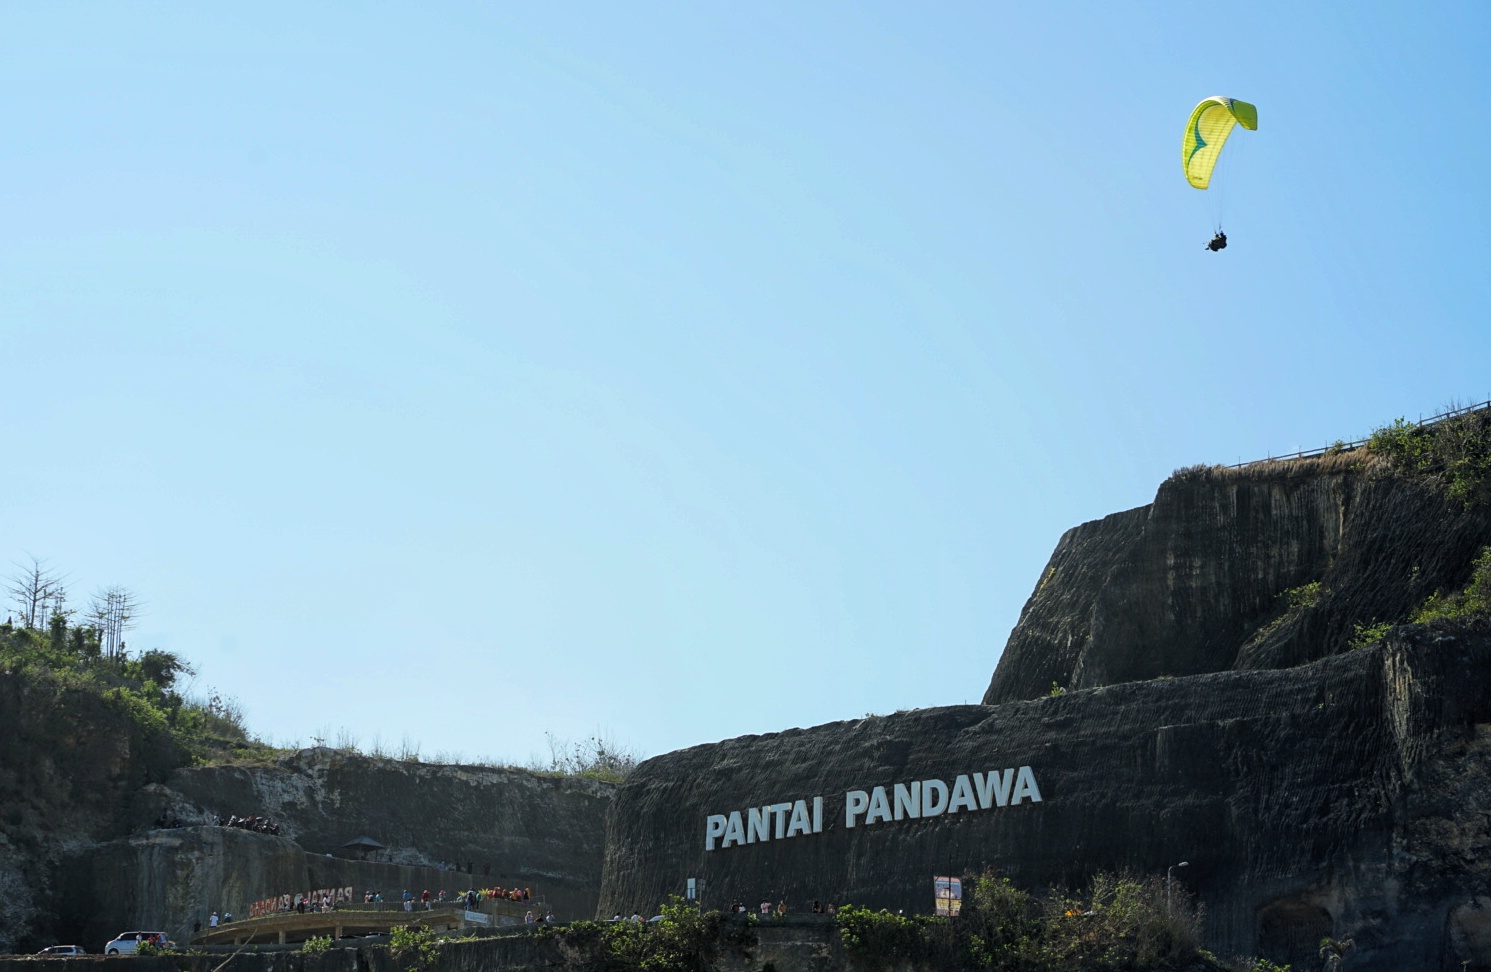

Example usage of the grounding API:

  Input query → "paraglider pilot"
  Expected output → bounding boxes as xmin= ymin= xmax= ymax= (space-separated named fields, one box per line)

xmin=1205 ymin=231 xmax=1227 ymax=252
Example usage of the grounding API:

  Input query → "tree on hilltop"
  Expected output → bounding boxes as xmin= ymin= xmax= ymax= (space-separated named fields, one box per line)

xmin=87 ymin=585 xmax=142 ymax=661
xmin=6 ymin=555 xmax=67 ymax=629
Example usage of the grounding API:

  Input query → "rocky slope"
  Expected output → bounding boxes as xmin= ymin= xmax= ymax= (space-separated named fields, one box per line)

xmin=984 ymin=458 xmax=1491 ymax=702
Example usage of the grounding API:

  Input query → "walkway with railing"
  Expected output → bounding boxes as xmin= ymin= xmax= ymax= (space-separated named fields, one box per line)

xmin=190 ymin=897 xmax=551 ymax=947
xmin=1228 ymin=399 xmax=1491 ymax=469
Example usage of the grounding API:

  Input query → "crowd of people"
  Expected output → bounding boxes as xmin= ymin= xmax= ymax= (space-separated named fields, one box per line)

xmin=291 ymin=894 xmax=337 ymax=913
xmin=393 ymin=886 xmax=534 ymax=912
xmin=217 ymin=813 xmax=281 ymax=835
xmin=725 ymin=899 xmax=836 ymax=917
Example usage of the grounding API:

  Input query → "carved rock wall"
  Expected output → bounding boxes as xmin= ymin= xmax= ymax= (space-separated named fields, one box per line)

xmin=601 ymin=624 xmax=1491 ymax=971
xmin=143 ymin=750 xmax=612 ymax=919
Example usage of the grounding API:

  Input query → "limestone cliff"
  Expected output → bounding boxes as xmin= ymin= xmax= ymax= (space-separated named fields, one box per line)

xmin=0 ymin=670 xmax=183 ymax=952
xmin=603 ymin=450 xmax=1491 ymax=971
xmin=983 ymin=459 xmax=1491 ymax=702
xmin=0 ymin=673 xmax=612 ymax=952
xmin=601 ymin=623 xmax=1491 ymax=970
xmin=143 ymin=749 xmax=612 ymax=920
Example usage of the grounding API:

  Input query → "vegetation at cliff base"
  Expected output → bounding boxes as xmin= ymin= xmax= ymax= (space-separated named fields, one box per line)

xmin=837 ymin=871 xmax=1213 ymax=972
xmin=1368 ymin=406 xmax=1491 ymax=507
xmin=390 ymin=925 xmax=445 ymax=972
xmin=547 ymin=897 xmax=742 ymax=972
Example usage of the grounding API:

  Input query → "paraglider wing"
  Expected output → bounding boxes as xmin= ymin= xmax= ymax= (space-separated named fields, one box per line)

xmin=1182 ymin=97 xmax=1257 ymax=189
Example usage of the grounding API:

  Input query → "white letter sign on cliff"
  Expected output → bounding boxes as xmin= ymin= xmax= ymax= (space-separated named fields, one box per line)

xmin=705 ymin=795 xmax=826 ymax=851
xmin=716 ymin=767 xmax=1042 ymax=847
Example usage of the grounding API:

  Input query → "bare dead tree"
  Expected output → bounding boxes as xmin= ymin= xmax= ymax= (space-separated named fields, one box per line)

xmin=43 ymin=581 xmax=72 ymax=628
xmin=7 ymin=556 xmax=66 ymax=629
xmin=87 ymin=585 xmax=142 ymax=661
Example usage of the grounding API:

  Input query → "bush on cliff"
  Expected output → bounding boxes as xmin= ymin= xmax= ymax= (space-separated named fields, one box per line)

xmin=0 ymin=617 xmax=270 ymax=766
xmin=529 ymin=730 xmax=641 ymax=783
xmin=1413 ymin=545 xmax=1491 ymax=623
xmin=390 ymin=925 xmax=443 ymax=972
xmin=1368 ymin=408 xmax=1491 ymax=507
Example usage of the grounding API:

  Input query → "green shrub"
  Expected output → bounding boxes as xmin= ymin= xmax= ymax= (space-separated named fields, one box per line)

xmin=1349 ymin=621 xmax=1393 ymax=650
xmin=836 ymin=906 xmax=932 ymax=971
xmin=1368 ymin=410 xmax=1491 ymax=507
xmin=1414 ymin=546 xmax=1491 ymax=623
xmin=390 ymin=925 xmax=442 ymax=972
xmin=301 ymin=935 xmax=333 ymax=954
xmin=1036 ymin=872 xmax=1199 ymax=971
xmin=962 ymin=872 xmax=1041 ymax=968
xmin=550 ymin=898 xmax=742 ymax=972
xmin=1283 ymin=582 xmax=1324 ymax=611
xmin=1252 ymin=581 xmax=1327 ymax=643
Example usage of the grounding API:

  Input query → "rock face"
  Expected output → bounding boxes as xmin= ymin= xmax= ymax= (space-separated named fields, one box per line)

xmin=602 ymin=457 xmax=1491 ymax=971
xmin=984 ymin=462 xmax=1491 ymax=702
xmin=61 ymin=825 xmax=579 ymax=949
xmin=0 ymin=677 xmax=612 ymax=952
xmin=603 ymin=624 xmax=1491 ymax=970
xmin=145 ymin=749 xmax=613 ymax=919
xmin=63 ymin=827 xmax=307 ymax=947
xmin=0 ymin=670 xmax=183 ymax=953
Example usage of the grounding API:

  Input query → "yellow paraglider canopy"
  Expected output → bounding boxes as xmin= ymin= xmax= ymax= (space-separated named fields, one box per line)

xmin=1182 ymin=97 xmax=1257 ymax=190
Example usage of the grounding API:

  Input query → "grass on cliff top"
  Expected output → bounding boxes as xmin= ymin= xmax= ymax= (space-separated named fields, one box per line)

xmin=1168 ymin=403 xmax=1491 ymax=507
xmin=1168 ymin=448 xmax=1377 ymax=487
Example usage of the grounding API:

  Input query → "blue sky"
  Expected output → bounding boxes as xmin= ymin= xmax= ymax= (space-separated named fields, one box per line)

xmin=4 ymin=2 xmax=1489 ymax=764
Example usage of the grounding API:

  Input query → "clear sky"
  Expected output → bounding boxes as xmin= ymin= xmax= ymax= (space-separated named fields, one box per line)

xmin=4 ymin=2 xmax=1489 ymax=765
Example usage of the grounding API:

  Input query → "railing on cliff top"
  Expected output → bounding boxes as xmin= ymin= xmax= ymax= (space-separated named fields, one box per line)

xmin=1228 ymin=399 xmax=1491 ymax=469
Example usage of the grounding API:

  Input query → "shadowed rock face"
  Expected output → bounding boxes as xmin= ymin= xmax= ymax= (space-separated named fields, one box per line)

xmin=0 ymin=684 xmax=612 ymax=952
xmin=984 ymin=467 xmax=1491 ymax=703
xmin=600 ymin=458 xmax=1491 ymax=970
xmin=61 ymin=826 xmax=580 ymax=949
xmin=601 ymin=620 xmax=1491 ymax=971
xmin=145 ymin=750 xmax=613 ymax=919
xmin=0 ymin=671 xmax=183 ymax=952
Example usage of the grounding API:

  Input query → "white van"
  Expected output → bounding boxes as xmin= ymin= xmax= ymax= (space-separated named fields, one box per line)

xmin=104 ymin=931 xmax=172 ymax=954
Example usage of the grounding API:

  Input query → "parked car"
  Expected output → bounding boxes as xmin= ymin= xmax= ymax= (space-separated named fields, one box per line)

xmin=104 ymin=932 xmax=173 ymax=955
xmin=36 ymin=946 xmax=87 ymax=956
